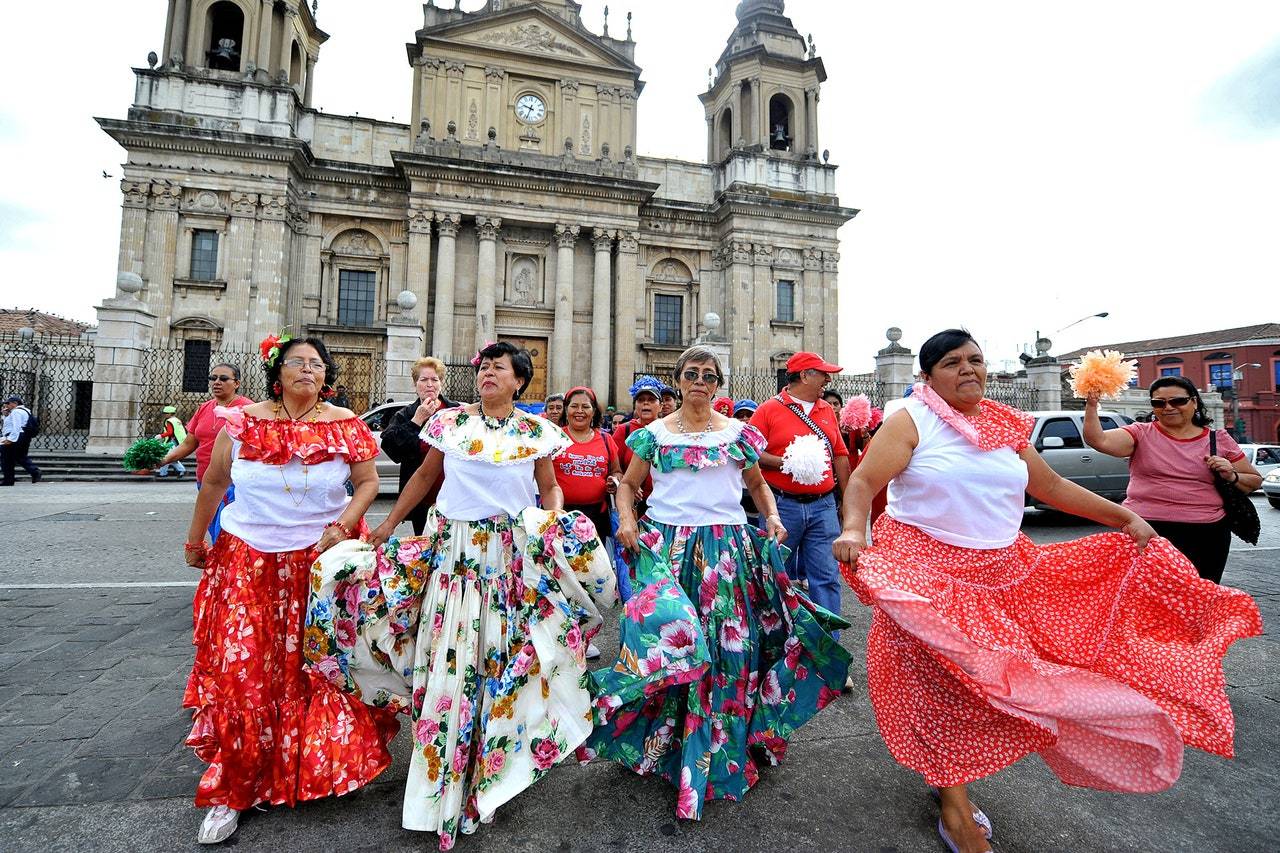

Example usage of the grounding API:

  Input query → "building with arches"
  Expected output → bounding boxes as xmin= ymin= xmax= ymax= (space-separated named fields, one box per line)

xmin=98 ymin=0 xmax=856 ymax=405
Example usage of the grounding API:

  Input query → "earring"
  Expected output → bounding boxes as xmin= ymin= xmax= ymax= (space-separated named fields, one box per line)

xmin=272 ymin=380 xmax=283 ymax=396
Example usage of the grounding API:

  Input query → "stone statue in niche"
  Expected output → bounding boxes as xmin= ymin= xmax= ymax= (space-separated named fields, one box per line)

xmin=508 ymin=256 xmax=540 ymax=306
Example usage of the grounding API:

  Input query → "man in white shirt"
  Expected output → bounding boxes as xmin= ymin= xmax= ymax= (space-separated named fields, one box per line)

xmin=1 ymin=395 xmax=42 ymax=485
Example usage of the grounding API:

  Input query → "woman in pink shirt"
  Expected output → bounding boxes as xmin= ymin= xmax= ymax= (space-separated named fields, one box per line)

xmin=1084 ymin=376 xmax=1262 ymax=582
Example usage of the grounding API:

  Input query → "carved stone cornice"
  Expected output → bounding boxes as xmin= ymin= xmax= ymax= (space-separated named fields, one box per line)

xmin=592 ymin=228 xmax=615 ymax=251
xmin=554 ymin=224 xmax=580 ymax=248
xmin=228 ymin=192 xmax=258 ymax=217
xmin=596 ymin=83 xmax=615 ymax=99
xmin=435 ymin=211 xmax=461 ymax=237
xmin=803 ymin=247 xmax=823 ymax=269
xmin=752 ymin=243 xmax=773 ymax=265
xmin=121 ymin=180 xmax=150 ymax=208
xmin=721 ymin=239 xmax=752 ymax=264
xmin=476 ymin=216 xmax=503 ymax=241
xmin=286 ymin=201 xmax=308 ymax=233
xmin=422 ymin=57 xmax=443 ymax=71
xmin=150 ymin=184 xmax=181 ymax=212
xmin=822 ymin=251 xmax=840 ymax=272
xmin=407 ymin=208 xmax=434 ymax=234
xmin=484 ymin=66 xmax=506 ymax=82
xmin=617 ymin=230 xmax=640 ymax=253
xmin=618 ymin=89 xmax=638 ymax=103
xmin=444 ymin=61 xmax=466 ymax=78
xmin=560 ymin=79 xmax=579 ymax=93
xmin=259 ymin=194 xmax=288 ymax=221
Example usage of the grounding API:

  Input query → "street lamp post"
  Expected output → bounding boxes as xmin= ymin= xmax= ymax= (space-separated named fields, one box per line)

xmin=1055 ymin=311 xmax=1110 ymax=334
xmin=1230 ymin=363 xmax=1263 ymax=441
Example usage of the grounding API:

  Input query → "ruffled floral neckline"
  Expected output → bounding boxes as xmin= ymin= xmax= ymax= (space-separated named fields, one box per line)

xmin=628 ymin=420 xmax=766 ymax=473
xmin=421 ymin=406 xmax=570 ymax=466
xmin=911 ymin=383 xmax=1033 ymax=452
xmin=216 ymin=406 xmax=379 ymax=465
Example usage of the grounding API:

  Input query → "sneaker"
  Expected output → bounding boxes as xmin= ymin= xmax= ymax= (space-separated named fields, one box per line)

xmin=31 ymin=471 xmax=42 ymax=484
xmin=586 ymin=642 xmax=601 ymax=660
xmin=197 ymin=805 xmax=240 ymax=844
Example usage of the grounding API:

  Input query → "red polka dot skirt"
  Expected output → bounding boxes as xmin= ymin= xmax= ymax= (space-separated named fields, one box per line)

xmin=845 ymin=516 xmax=1262 ymax=792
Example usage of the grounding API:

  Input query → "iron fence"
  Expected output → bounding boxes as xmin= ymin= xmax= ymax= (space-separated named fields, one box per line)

xmin=0 ymin=332 xmax=96 ymax=450
xmin=984 ymin=382 xmax=1040 ymax=411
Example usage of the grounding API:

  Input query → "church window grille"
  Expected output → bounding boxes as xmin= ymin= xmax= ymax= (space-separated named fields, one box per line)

xmin=190 ymin=230 xmax=219 ymax=281
xmin=182 ymin=340 xmax=212 ymax=393
xmin=654 ymin=294 xmax=683 ymax=346
xmin=776 ymin=280 xmax=796 ymax=322
xmin=338 ymin=270 xmax=377 ymax=327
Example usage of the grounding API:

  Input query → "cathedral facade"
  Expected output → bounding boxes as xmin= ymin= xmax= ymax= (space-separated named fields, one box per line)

xmin=99 ymin=0 xmax=856 ymax=405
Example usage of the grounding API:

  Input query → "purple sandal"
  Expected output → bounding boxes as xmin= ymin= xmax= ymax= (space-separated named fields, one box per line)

xmin=929 ymin=786 xmax=993 ymax=839
xmin=938 ymin=817 xmax=994 ymax=853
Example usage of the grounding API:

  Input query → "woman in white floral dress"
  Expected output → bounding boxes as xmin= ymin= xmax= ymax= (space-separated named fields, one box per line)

xmin=305 ymin=341 xmax=616 ymax=850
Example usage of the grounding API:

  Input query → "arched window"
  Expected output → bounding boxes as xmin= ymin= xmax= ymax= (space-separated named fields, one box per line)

xmin=289 ymin=41 xmax=302 ymax=85
xmin=205 ymin=1 xmax=245 ymax=72
xmin=719 ymin=107 xmax=733 ymax=159
xmin=769 ymin=94 xmax=794 ymax=151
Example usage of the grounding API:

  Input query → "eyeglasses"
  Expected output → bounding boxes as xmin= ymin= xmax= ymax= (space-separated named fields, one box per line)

xmin=281 ymin=358 xmax=327 ymax=371
xmin=1150 ymin=396 xmax=1193 ymax=409
xmin=680 ymin=369 xmax=721 ymax=385
xmin=208 ymin=374 xmax=235 ymax=383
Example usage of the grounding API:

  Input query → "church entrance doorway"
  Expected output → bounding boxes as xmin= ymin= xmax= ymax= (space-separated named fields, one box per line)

xmin=500 ymin=335 xmax=548 ymax=402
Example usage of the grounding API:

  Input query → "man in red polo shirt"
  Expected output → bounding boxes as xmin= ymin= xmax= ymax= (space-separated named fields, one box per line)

xmin=749 ymin=352 xmax=851 ymax=633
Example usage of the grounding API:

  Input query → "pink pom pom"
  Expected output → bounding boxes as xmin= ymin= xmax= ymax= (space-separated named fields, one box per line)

xmin=867 ymin=407 xmax=884 ymax=431
xmin=840 ymin=395 xmax=873 ymax=431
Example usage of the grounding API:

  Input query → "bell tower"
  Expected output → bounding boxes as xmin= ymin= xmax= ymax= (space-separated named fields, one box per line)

xmin=699 ymin=0 xmax=824 ymax=162
xmin=160 ymin=0 xmax=327 ymax=102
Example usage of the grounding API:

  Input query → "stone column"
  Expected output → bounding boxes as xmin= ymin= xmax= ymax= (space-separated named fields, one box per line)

xmin=1025 ymin=339 xmax=1062 ymax=410
xmin=874 ymin=328 xmax=916 ymax=402
xmin=145 ymin=184 xmax=182 ymax=339
xmin=169 ymin=0 xmax=190 ymax=66
xmin=751 ymin=243 xmax=773 ymax=367
xmin=821 ymin=250 xmax=840 ymax=359
xmin=255 ymin=0 xmax=274 ymax=78
xmin=251 ymin=194 xmax=289 ymax=343
xmin=223 ymin=192 xmax=259 ymax=346
xmin=801 ymin=247 xmax=823 ymax=353
xmin=590 ymin=228 xmax=614 ymax=396
xmin=431 ymin=212 xmax=461 ymax=359
xmin=278 ymin=8 xmax=296 ymax=81
xmin=406 ymin=207 xmax=433 ymax=338
xmin=303 ymin=56 xmax=316 ymax=106
xmin=117 ymin=181 xmax=150 ymax=284
xmin=385 ymin=317 xmax=426 ymax=401
xmin=475 ymin=216 xmax=502 ymax=347
xmin=86 ymin=290 xmax=157 ymax=456
xmin=724 ymin=239 xmax=753 ymax=374
xmin=612 ymin=230 xmax=640 ymax=406
xmin=550 ymin=224 xmax=580 ymax=392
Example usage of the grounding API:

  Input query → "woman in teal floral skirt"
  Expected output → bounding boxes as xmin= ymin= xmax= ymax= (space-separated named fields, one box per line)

xmin=583 ymin=345 xmax=851 ymax=819
xmin=304 ymin=342 xmax=616 ymax=850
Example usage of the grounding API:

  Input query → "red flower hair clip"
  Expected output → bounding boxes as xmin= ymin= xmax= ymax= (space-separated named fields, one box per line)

xmin=259 ymin=330 xmax=293 ymax=368
xmin=470 ymin=341 xmax=496 ymax=367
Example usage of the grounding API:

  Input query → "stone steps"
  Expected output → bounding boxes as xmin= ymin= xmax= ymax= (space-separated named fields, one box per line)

xmin=27 ymin=452 xmax=191 ymax=483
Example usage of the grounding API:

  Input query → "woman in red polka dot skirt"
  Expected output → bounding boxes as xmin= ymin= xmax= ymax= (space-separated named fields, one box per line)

xmin=832 ymin=330 xmax=1262 ymax=853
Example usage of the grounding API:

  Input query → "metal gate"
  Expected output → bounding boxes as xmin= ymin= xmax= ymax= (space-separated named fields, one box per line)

xmin=0 ymin=332 xmax=96 ymax=450
xmin=139 ymin=347 xmax=268 ymax=436
xmin=633 ymin=369 xmax=886 ymax=408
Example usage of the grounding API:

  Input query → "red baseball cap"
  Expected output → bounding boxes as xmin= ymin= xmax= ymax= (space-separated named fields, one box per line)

xmin=786 ymin=351 xmax=843 ymax=374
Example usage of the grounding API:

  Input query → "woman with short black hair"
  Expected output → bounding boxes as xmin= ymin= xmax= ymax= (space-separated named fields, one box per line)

xmin=306 ymin=340 xmax=616 ymax=850
xmin=835 ymin=329 xmax=1261 ymax=853
xmin=1083 ymin=374 xmax=1261 ymax=582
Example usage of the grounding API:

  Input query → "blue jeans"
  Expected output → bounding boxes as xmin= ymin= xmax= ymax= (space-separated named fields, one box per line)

xmin=609 ymin=506 xmax=633 ymax=602
xmin=156 ymin=461 xmax=186 ymax=478
xmin=774 ymin=491 xmax=842 ymax=634
xmin=196 ymin=481 xmax=235 ymax=544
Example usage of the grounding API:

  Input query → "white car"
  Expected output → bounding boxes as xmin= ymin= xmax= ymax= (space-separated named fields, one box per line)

xmin=1262 ymin=470 xmax=1280 ymax=510
xmin=1238 ymin=445 xmax=1280 ymax=490
xmin=360 ymin=401 xmax=413 ymax=493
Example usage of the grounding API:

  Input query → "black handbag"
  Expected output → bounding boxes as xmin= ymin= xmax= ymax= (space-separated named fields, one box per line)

xmin=1209 ymin=430 xmax=1260 ymax=545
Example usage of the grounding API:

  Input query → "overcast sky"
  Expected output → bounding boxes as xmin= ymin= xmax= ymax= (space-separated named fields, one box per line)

xmin=2 ymin=1 xmax=1277 ymax=371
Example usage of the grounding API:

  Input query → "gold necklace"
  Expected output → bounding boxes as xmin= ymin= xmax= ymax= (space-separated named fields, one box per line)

xmin=675 ymin=409 xmax=714 ymax=434
xmin=273 ymin=400 xmax=322 ymax=504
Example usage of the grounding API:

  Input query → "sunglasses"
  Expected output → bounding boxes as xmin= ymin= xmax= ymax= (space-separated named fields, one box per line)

xmin=1150 ymin=396 xmax=1193 ymax=409
xmin=680 ymin=369 xmax=721 ymax=385
xmin=208 ymin=374 xmax=235 ymax=383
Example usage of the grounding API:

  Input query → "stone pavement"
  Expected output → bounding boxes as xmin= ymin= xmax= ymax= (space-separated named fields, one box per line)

xmin=1 ymin=483 xmax=1277 ymax=852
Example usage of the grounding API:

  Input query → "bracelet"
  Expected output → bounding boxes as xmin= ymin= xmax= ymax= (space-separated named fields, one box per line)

xmin=183 ymin=542 xmax=207 ymax=553
xmin=1230 ymin=470 xmax=1240 ymax=483
xmin=325 ymin=520 xmax=355 ymax=539
xmin=766 ymin=514 xmax=782 ymax=522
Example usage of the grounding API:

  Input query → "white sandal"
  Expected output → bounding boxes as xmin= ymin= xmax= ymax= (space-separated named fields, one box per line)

xmin=197 ymin=805 xmax=240 ymax=844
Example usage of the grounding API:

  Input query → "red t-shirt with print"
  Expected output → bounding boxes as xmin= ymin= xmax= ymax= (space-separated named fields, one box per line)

xmin=555 ymin=430 xmax=613 ymax=506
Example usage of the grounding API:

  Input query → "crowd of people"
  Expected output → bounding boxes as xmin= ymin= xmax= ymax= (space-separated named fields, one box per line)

xmin=162 ymin=329 xmax=1260 ymax=852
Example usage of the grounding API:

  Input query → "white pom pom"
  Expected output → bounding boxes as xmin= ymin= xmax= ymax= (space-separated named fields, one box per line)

xmin=781 ymin=434 xmax=830 ymax=486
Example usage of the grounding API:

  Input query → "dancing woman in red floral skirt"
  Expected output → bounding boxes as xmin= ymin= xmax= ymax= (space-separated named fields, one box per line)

xmin=832 ymin=330 xmax=1262 ymax=853
xmin=182 ymin=335 xmax=397 ymax=844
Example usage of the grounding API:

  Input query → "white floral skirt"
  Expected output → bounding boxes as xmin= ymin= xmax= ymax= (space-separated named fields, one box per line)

xmin=306 ymin=507 xmax=615 ymax=851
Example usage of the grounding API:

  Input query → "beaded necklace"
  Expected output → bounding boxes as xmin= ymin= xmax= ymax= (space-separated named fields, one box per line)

xmin=675 ymin=408 xmax=716 ymax=435
xmin=273 ymin=399 xmax=322 ymax=506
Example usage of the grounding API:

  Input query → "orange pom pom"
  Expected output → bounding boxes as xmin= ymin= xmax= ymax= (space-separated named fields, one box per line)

xmin=1069 ymin=349 xmax=1137 ymax=399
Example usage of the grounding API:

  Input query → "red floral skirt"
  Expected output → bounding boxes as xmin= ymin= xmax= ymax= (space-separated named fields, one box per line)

xmin=183 ymin=532 xmax=398 ymax=810
xmin=848 ymin=516 xmax=1262 ymax=792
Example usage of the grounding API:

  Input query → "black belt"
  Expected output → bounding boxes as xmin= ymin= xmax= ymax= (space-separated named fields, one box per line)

xmin=770 ymin=486 xmax=831 ymax=505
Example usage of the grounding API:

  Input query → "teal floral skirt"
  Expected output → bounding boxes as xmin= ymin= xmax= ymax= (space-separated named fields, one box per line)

xmin=582 ymin=520 xmax=851 ymax=819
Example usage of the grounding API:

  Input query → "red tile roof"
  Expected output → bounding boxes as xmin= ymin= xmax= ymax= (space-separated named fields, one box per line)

xmin=0 ymin=308 xmax=94 ymax=337
xmin=1059 ymin=323 xmax=1280 ymax=361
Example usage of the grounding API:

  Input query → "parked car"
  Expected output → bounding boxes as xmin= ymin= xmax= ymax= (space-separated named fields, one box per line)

xmin=1238 ymin=444 xmax=1280 ymax=492
xmin=1262 ymin=470 xmax=1280 ymax=510
xmin=1026 ymin=409 xmax=1133 ymax=506
xmin=360 ymin=400 xmax=411 ymax=493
